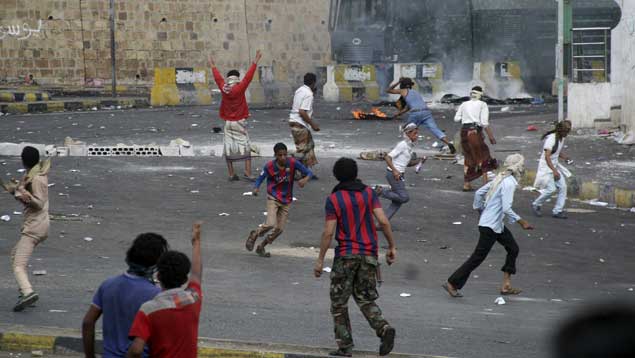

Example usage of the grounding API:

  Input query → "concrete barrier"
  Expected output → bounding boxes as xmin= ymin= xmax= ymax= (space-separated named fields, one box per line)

xmin=391 ymin=63 xmax=444 ymax=101
xmin=0 ymin=91 xmax=51 ymax=103
xmin=151 ymin=67 xmax=212 ymax=106
xmin=323 ymin=64 xmax=379 ymax=102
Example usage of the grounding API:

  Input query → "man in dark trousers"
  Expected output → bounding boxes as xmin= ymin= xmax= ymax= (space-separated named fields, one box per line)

xmin=443 ymin=154 xmax=534 ymax=298
xmin=314 ymin=158 xmax=397 ymax=357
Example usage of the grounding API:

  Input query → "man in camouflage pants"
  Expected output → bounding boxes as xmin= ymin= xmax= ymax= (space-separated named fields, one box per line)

xmin=314 ymin=158 xmax=397 ymax=357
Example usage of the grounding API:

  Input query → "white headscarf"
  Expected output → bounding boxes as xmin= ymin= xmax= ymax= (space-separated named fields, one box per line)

xmin=222 ymin=76 xmax=240 ymax=94
xmin=470 ymin=89 xmax=483 ymax=100
xmin=485 ymin=154 xmax=525 ymax=204
xmin=401 ymin=122 xmax=418 ymax=140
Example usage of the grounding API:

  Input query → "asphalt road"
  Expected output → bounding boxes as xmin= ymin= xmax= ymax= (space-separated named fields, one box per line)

xmin=0 ymin=105 xmax=634 ymax=358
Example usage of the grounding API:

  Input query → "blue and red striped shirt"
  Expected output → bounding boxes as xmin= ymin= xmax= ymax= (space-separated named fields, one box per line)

xmin=325 ymin=187 xmax=381 ymax=257
xmin=254 ymin=158 xmax=312 ymax=205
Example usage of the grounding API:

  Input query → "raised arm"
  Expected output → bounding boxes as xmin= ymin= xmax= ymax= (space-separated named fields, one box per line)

xmin=209 ymin=55 xmax=225 ymax=89
xmin=190 ymin=222 xmax=202 ymax=284
xmin=235 ymin=50 xmax=262 ymax=92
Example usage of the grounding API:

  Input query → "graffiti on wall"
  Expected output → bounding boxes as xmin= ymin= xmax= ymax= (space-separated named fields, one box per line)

xmin=0 ymin=20 xmax=44 ymax=40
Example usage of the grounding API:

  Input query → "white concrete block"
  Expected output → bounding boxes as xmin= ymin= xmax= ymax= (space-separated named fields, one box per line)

xmin=56 ymin=147 xmax=69 ymax=157
xmin=179 ymin=145 xmax=195 ymax=157
xmin=159 ymin=146 xmax=180 ymax=157
xmin=0 ymin=142 xmax=21 ymax=156
xmin=69 ymin=144 xmax=87 ymax=156
xmin=568 ymin=82 xmax=612 ymax=128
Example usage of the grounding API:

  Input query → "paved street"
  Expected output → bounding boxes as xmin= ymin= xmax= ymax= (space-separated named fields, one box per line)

xmin=1 ymin=105 xmax=634 ymax=358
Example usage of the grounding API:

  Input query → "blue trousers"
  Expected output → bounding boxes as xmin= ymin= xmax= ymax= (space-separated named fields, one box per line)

xmin=407 ymin=111 xmax=446 ymax=140
xmin=381 ymin=171 xmax=409 ymax=220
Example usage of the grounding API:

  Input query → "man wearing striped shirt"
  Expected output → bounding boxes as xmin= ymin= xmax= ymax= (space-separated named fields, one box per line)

xmin=246 ymin=143 xmax=313 ymax=257
xmin=314 ymin=158 xmax=397 ymax=357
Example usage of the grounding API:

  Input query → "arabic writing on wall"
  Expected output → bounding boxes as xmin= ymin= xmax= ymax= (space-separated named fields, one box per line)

xmin=0 ymin=20 xmax=44 ymax=40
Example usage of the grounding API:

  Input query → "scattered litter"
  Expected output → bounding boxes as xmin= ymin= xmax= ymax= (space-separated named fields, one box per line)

xmin=206 ymin=171 xmax=214 ymax=175
xmin=48 ymin=183 xmax=55 ymax=187
xmin=263 ymin=212 xmax=268 ymax=216
xmin=630 ymin=208 xmax=635 ymax=213
xmin=13 ymin=211 xmax=21 ymax=215
xmin=323 ymin=267 xmax=332 ymax=273
xmin=17 ymin=168 xmax=26 ymax=173
xmin=218 ymin=213 xmax=230 ymax=216
xmin=501 ymin=106 xmax=511 ymax=112
xmin=190 ymin=190 xmax=200 ymax=194
xmin=99 ymin=256 xmax=110 ymax=259
xmin=31 ymin=350 xmax=44 ymax=357
xmin=49 ymin=309 xmax=67 ymax=313
xmin=452 ymin=222 xmax=462 ymax=225
xmin=328 ymin=144 xmax=336 ymax=149
xmin=526 ymin=125 xmax=538 ymax=132
xmin=33 ymin=270 xmax=47 ymax=275
xmin=91 ymin=107 xmax=98 ymax=111
xmin=399 ymin=293 xmax=411 ymax=297
xmin=70 ymin=169 xmax=80 ymax=173
xmin=191 ymin=123 xmax=199 ymax=127
xmin=336 ymin=107 xmax=341 ymax=111
xmin=629 ymin=288 xmax=633 ymax=292
xmin=1 ymin=215 xmax=10 ymax=222
xmin=292 ymin=282 xmax=300 ymax=285
xmin=567 ymin=208 xmax=596 ymax=214
xmin=551 ymin=299 xmax=563 ymax=302
xmin=416 ymin=239 xmax=426 ymax=242
xmin=599 ymin=258 xmax=605 ymax=263
xmin=441 ymin=327 xmax=453 ymax=331
xmin=252 ymin=312 xmax=257 ymax=315
xmin=84 ymin=237 xmax=93 ymax=242
xmin=191 ymin=114 xmax=201 ymax=118
xmin=522 ymin=186 xmax=538 ymax=192
xmin=292 ymin=197 xmax=298 ymax=202
xmin=495 ymin=297 xmax=506 ymax=305
xmin=431 ymin=141 xmax=440 ymax=148
xmin=242 ymin=192 xmax=254 ymax=196
xmin=564 ymin=242 xmax=571 ymax=245
xmin=439 ymin=246 xmax=449 ymax=250
xmin=586 ymin=200 xmax=609 ymax=207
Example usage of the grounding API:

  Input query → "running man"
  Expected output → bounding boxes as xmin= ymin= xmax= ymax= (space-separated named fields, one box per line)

xmin=246 ymin=143 xmax=313 ymax=257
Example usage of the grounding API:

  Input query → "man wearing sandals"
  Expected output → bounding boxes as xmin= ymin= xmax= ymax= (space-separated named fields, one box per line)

xmin=443 ymin=154 xmax=534 ymax=298
xmin=246 ymin=143 xmax=312 ymax=257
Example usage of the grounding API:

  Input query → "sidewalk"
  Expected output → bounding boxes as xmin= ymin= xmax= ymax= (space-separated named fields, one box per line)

xmin=0 ymin=324 xmax=448 ymax=358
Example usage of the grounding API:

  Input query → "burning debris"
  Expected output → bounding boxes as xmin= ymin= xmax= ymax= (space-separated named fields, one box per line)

xmin=351 ymin=108 xmax=390 ymax=120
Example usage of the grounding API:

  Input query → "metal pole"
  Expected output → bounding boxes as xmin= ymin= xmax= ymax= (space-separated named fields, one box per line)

xmin=110 ymin=0 xmax=116 ymax=97
xmin=557 ymin=0 xmax=564 ymax=122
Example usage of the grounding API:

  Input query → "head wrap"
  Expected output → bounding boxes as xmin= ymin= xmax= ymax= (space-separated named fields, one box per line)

xmin=485 ymin=154 xmax=525 ymax=203
xmin=223 ymin=76 xmax=240 ymax=93
xmin=470 ymin=86 xmax=484 ymax=100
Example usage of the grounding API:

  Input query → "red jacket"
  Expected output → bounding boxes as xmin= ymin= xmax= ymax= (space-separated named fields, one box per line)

xmin=212 ymin=63 xmax=257 ymax=121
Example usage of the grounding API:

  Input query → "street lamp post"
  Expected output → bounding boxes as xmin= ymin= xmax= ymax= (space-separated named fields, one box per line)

xmin=557 ymin=0 xmax=564 ymax=122
xmin=110 ymin=0 xmax=117 ymax=97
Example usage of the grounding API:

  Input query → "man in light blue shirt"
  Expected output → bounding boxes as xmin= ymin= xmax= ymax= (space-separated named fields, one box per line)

xmin=443 ymin=154 xmax=534 ymax=298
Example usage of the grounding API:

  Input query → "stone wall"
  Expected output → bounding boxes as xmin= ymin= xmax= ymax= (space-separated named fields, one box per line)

xmin=0 ymin=0 xmax=331 ymax=88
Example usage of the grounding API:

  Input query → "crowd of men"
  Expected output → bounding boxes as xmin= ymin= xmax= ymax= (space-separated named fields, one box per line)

xmin=4 ymin=50 xmax=621 ymax=358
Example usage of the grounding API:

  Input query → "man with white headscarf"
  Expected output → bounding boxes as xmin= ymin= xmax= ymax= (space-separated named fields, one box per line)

xmin=375 ymin=123 xmax=426 ymax=222
xmin=209 ymin=51 xmax=262 ymax=181
xmin=443 ymin=154 xmax=534 ymax=298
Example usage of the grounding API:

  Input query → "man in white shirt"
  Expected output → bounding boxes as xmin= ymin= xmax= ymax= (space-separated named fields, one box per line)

xmin=376 ymin=123 xmax=425 ymax=221
xmin=532 ymin=120 xmax=572 ymax=219
xmin=289 ymin=73 xmax=320 ymax=176
xmin=454 ymin=86 xmax=498 ymax=191
xmin=443 ymin=154 xmax=534 ymax=298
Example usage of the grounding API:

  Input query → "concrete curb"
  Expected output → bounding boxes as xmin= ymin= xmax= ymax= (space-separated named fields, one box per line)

xmin=0 ymin=98 xmax=150 ymax=114
xmin=0 ymin=325 xmax=449 ymax=358
xmin=522 ymin=169 xmax=635 ymax=209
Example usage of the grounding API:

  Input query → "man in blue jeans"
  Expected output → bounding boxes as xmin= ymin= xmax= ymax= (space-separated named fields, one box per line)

xmin=387 ymin=77 xmax=456 ymax=154
xmin=376 ymin=123 xmax=426 ymax=221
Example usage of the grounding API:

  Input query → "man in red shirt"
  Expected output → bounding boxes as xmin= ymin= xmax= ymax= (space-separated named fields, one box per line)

xmin=209 ymin=51 xmax=263 ymax=181
xmin=314 ymin=158 xmax=398 ymax=357
xmin=127 ymin=222 xmax=203 ymax=358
